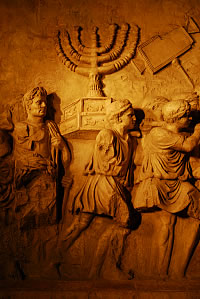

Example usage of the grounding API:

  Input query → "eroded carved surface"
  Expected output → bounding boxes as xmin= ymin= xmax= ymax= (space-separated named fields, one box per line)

xmin=58 ymin=99 xmax=139 ymax=280
xmin=56 ymin=24 xmax=139 ymax=97
xmin=0 ymin=87 xmax=72 ymax=279
xmin=12 ymin=87 xmax=70 ymax=220
xmin=1 ymin=90 xmax=200 ymax=281
xmin=132 ymin=97 xmax=200 ymax=278
xmin=60 ymin=97 xmax=112 ymax=135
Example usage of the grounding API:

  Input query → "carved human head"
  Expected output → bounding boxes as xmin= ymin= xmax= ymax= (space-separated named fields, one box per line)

xmin=23 ymin=87 xmax=47 ymax=113
xmin=185 ymin=92 xmax=199 ymax=111
xmin=144 ymin=96 xmax=169 ymax=121
xmin=162 ymin=99 xmax=190 ymax=123
xmin=106 ymin=99 xmax=136 ymax=133
xmin=106 ymin=99 xmax=134 ymax=123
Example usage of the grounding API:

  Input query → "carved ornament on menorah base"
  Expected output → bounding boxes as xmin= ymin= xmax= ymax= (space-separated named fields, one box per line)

xmin=56 ymin=23 xmax=139 ymax=137
xmin=59 ymin=97 xmax=112 ymax=139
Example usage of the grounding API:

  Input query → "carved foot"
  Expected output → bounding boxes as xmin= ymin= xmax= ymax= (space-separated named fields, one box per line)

xmin=106 ymin=269 xmax=134 ymax=281
xmin=99 ymin=267 xmax=134 ymax=281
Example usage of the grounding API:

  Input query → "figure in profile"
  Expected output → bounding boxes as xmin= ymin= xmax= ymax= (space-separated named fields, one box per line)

xmin=61 ymin=99 xmax=139 ymax=279
xmin=13 ymin=87 xmax=70 ymax=221
xmin=141 ymin=96 xmax=169 ymax=133
xmin=133 ymin=99 xmax=200 ymax=278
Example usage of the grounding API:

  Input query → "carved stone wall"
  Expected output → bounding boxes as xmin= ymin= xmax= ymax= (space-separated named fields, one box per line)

xmin=1 ymin=0 xmax=200 ymax=111
xmin=1 ymin=0 xmax=200 ymax=298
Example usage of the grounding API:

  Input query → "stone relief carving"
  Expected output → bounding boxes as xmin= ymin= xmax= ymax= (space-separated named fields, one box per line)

xmin=56 ymin=24 xmax=139 ymax=97
xmin=0 ymin=110 xmax=14 ymax=216
xmin=185 ymin=16 xmax=200 ymax=34
xmin=135 ymin=26 xmax=196 ymax=93
xmin=57 ymin=23 xmax=139 ymax=137
xmin=1 ymin=89 xmax=200 ymax=281
xmin=1 ymin=18 xmax=200 ymax=283
xmin=59 ymin=99 xmax=139 ymax=279
xmin=138 ymin=27 xmax=193 ymax=74
xmin=0 ymin=87 xmax=73 ymax=279
xmin=60 ymin=97 xmax=112 ymax=136
xmin=12 ymin=87 xmax=71 ymax=223
xmin=132 ymin=98 xmax=200 ymax=278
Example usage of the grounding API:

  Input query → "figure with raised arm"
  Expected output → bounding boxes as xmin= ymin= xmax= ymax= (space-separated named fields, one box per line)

xmin=133 ymin=99 xmax=200 ymax=278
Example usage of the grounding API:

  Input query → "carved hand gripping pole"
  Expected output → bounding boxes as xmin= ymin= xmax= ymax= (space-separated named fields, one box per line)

xmin=56 ymin=24 xmax=139 ymax=97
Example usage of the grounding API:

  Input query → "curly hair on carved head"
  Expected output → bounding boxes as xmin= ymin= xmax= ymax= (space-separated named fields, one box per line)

xmin=162 ymin=99 xmax=190 ymax=123
xmin=23 ymin=87 xmax=47 ymax=111
xmin=144 ymin=96 xmax=169 ymax=111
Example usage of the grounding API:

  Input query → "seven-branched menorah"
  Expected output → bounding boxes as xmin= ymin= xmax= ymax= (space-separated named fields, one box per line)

xmin=56 ymin=24 xmax=139 ymax=97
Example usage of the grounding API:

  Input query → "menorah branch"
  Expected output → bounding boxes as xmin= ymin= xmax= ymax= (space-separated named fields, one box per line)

xmin=56 ymin=23 xmax=139 ymax=97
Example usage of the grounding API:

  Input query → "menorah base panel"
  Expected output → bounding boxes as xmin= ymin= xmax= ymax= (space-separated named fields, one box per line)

xmin=59 ymin=97 xmax=112 ymax=138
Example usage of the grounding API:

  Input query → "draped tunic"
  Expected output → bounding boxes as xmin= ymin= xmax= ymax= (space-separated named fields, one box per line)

xmin=133 ymin=127 xmax=200 ymax=213
xmin=73 ymin=129 xmax=136 ymax=226
xmin=12 ymin=120 xmax=60 ymax=216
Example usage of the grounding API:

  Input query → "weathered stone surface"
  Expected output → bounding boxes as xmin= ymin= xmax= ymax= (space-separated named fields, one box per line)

xmin=1 ymin=0 xmax=200 ymax=295
xmin=1 ymin=280 xmax=200 ymax=298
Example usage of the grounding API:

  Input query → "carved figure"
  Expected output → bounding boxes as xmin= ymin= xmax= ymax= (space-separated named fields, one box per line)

xmin=61 ymin=99 xmax=138 ymax=279
xmin=141 ymin=97 xmax=170 ymax=134
xmin=133 ymin=99 xmax=200 ymax=278
xmin=13 ymin=87 xmax=70 ymax=220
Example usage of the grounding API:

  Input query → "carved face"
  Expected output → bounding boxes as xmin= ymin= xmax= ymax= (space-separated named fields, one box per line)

xmin=120 ymin=108 xmax=136 ymax=131
xmin=28 ymin=94 xmax=47 ymax=118
xmin=176 ymin=115 xmax=191 ymax=129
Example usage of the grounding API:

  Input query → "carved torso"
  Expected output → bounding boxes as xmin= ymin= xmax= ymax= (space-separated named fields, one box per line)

xmin=72 ymin=129 xmax=136 ymax=226
xmin=133 ymin=127 xmax=200 ymax=213
xmin=12 ymin=120 xmax=59 ymax=191
xmin=13 ymin=121 xmax=51 ymax=160
xmin=90 ymin=129 xmax=134 ymax=184
xmin=138 ymin=127 xmax=189 ymax=181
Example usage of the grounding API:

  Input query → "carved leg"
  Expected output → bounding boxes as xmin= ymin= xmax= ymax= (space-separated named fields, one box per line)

xmin=169 ymin=217 xmax=199 ymax=278
xmin=110 ymin=226 xmax=130 ymax=270
xmin=60 ymin=212 xmax=94 ymax=251
xmin=88 ymin=222 xmax=114 ymax=279
xmin=89 ymin=223 xmax=131 ymax=280
xmin=156 ymin=211 xmax=176 ymax=277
